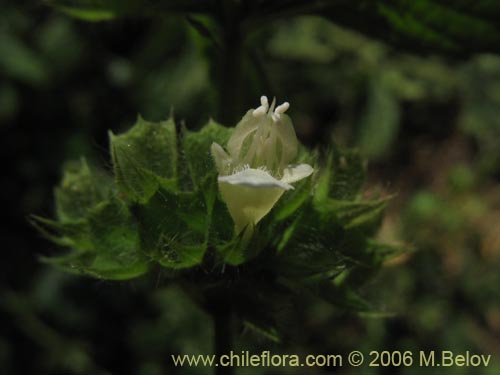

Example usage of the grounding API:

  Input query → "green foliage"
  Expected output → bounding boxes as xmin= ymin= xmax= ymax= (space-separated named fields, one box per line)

xmin=8 ymin=0 xmax=500 ymax=370
xmin=109 ymin=116 xmax=177 ymax=202
xmin=85 ymin=198 xmax=147 ymax=279
xmin=0 ymin=33 xmax=48 ymax=86
xmin=182 ymin=119 xmax=232 ymax=188
xmin=358 ymin=76 xmax=401 ymax=161
xmin=133 ymin=188 xmax=208 ymax=269
xmin=315 ymin=147 xmax=366 ymax=202
xmin=47 ymin=0 xmax=500 ymax=56
xmin=459 ymin=55 xmax=500 ymax=172
xmin=55 ymin=158 xmax=109 ymax=221
xmin=35 ymin=114 xmax=392 ymax=339
xmin=46 ymin=0 xmax=213 ymax=21
xmin=319 ymin=0 xmax=500 ymax=55
xmin=33 ymin=212 xmax=148 ymax=280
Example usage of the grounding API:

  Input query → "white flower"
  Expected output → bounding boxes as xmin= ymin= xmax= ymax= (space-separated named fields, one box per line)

xmin=211 ymin=96 xmax=314 ymax=236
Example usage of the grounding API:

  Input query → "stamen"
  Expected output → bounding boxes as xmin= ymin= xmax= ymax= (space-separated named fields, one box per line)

xmin=252 ymin=95 xmax=270 ymax=117
xmin=260 ymin=96 xmax=269 ymax=108
xmin=275 ymin=102 xmax=289 ymax=114
xmin=271 ymin=102 xmax=290 ymax=122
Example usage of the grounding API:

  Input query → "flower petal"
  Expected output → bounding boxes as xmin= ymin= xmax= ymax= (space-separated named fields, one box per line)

xmin=227 ymin=110 xmax=260 ymax=162
xmin=280 ymin=163 xmax=314 ymax=184
xmin=218 ymin=168 xmax=293 ymax=190
xmin=218 ymin=181 xmax=285 ymax=234
xmin=273 ymin=114 xmax=299 ymax=170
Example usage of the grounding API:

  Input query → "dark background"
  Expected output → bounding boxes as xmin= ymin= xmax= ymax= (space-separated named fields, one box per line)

xmin=2 ymin=1 xmax=500 ymax=374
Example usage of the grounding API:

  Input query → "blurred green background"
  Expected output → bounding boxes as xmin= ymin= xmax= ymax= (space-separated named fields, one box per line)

xmin=2 ymin=1 xmax=500 ymax=374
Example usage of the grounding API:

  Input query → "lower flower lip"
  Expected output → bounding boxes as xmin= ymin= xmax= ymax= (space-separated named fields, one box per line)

xmin=218 ymin=168 xmax=294 ymax=190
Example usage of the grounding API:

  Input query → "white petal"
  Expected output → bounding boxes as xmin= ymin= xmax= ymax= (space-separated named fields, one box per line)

xmin=218 ymin=168 xmax=293 ymax=190
xmin=280 ymin=163 xmax=314 ymax=184
xmin=227 ymin=110 xmax=260 ymax=161
xmin=218 ymin=182 xmax=285 ymax=234
xmin=273 ymin=114 xmax=299 ymax=169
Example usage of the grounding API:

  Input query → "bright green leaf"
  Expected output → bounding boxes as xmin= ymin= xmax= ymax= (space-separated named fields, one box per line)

xmin=110 ymin=116 xmax=177 ymax=202
xmin=133 ymin=189 xmax=207 ymax=269
xmin=86 ymin=198 xmax=148 ymax=279
xmin=30 ymin=216 xmax=92 ymax=250
xmin=55 ymin=158 xmax=109 ymax=221
xmin=40 ymin=250 xmax=96 ymax=276
xmin=182 ymin=119 xmax=232 ymax=188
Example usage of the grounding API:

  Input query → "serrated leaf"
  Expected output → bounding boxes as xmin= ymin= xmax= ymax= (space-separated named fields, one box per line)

xmin=110 ymin=116 xmax=177 ymax=203
xmin=86 ymin=198 xmax=148 ymax=279
xmin=276 ymin=196 xmax=388 ymax=280
xmin=315 ymin=148 xmax=365 ymax=203
xmin=274 ymin=207 xmax=347 ymax=278
xmin=55 ymin=158 xmax=109 ymax=221
xmin=85 ymin=254 xmax=148 ymax=280
xmin=133 ymin=189 xmax=207 ymax=269
xmin=31 ymin=216 xmax=92 ymax=250
xmin=182 ymin=119 xmax=232 ymax=188
xmin=318 ymin=197 xmax=390 ymax=235
xmin=40 ymin=250 xmax=96 ymax=276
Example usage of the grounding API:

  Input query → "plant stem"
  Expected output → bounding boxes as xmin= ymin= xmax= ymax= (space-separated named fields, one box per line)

xmin=213 ymin=306 xmax=234 ymax=375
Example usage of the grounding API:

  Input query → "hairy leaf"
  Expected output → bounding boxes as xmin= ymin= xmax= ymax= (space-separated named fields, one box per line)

xmin=110 ymin=116 xmax=177 ymax=202
xmin=86 ymin=199 xmax=148 ymax=279
xmin=133 ymin=189 xmax=207 ymax=269
xmin=55 ymin=158 xmax=109 ymax=221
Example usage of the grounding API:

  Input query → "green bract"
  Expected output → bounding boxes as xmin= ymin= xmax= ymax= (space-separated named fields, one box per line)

xmin=33 ymin=99 xmax=400 ymax=338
